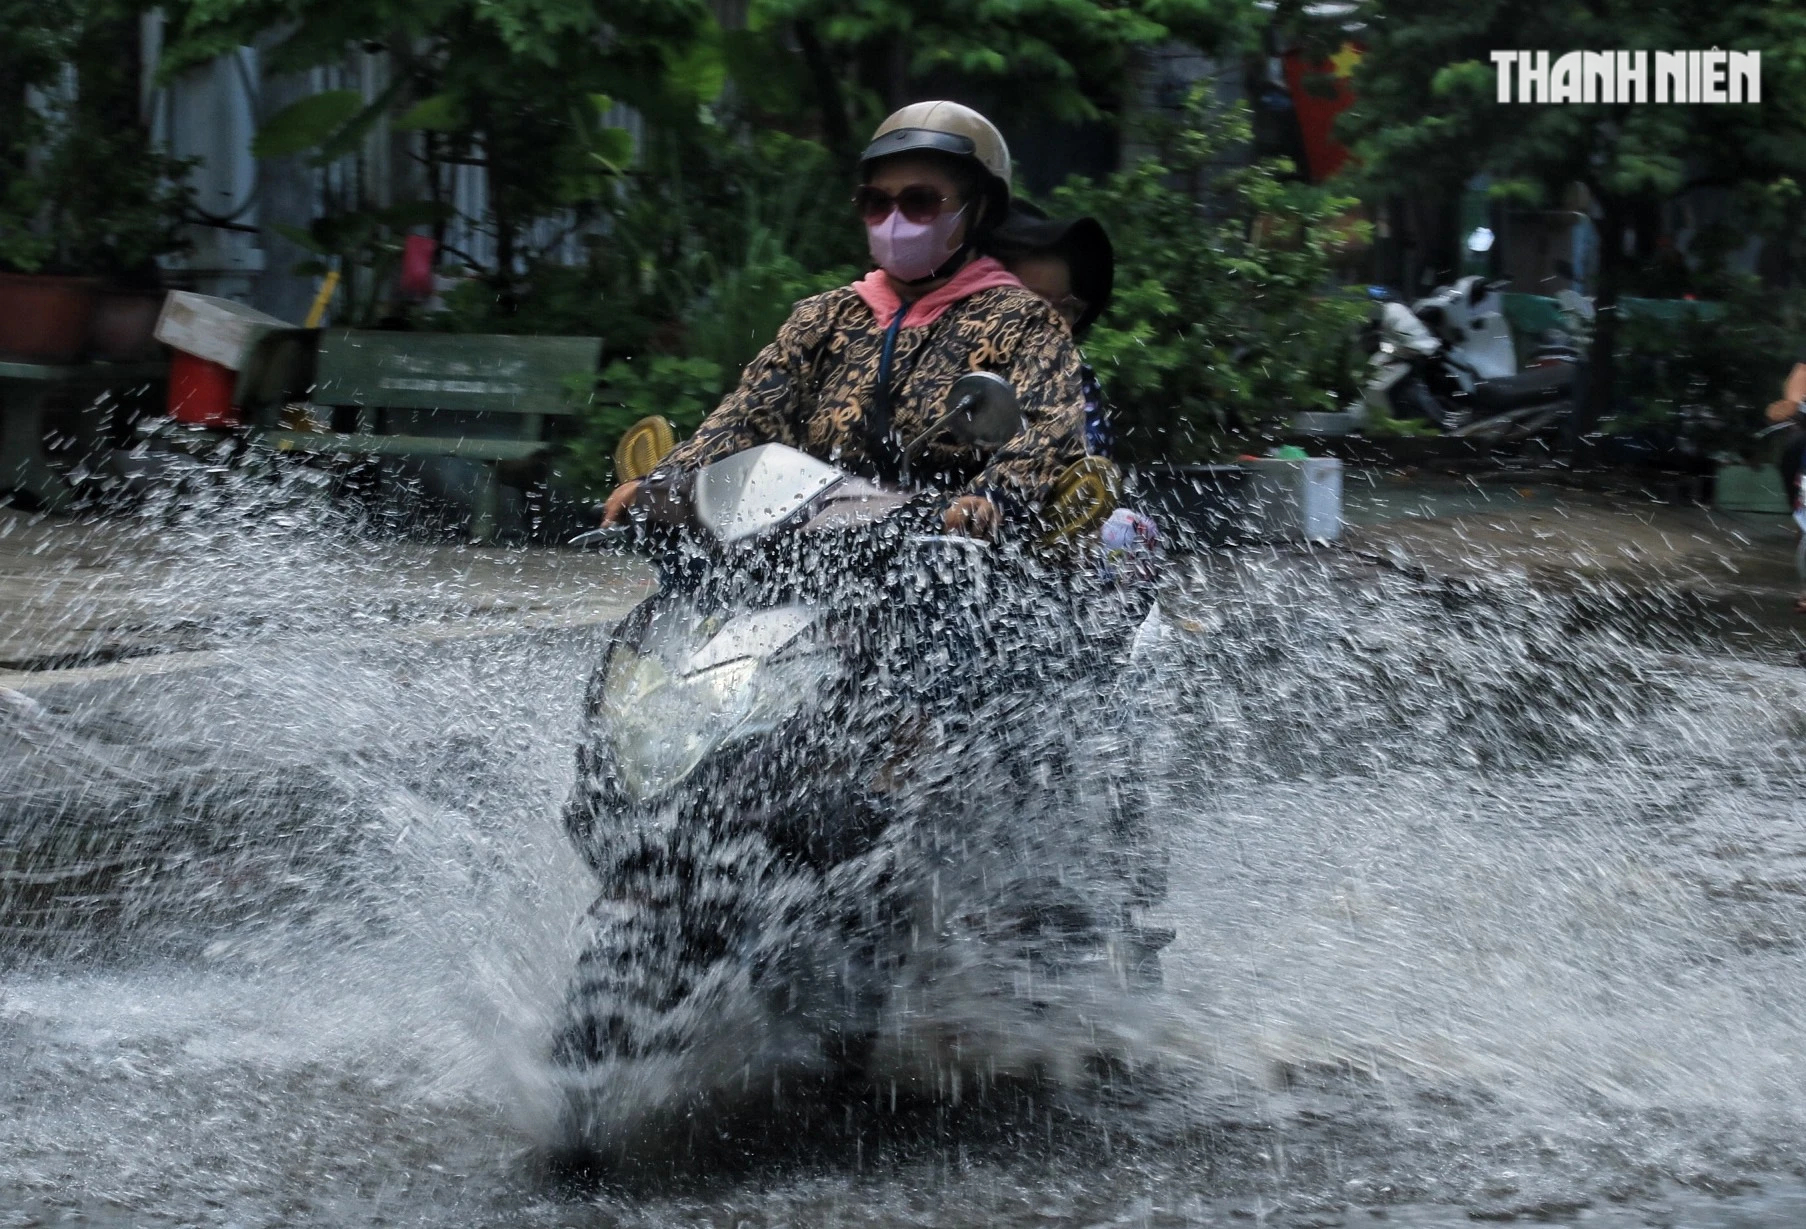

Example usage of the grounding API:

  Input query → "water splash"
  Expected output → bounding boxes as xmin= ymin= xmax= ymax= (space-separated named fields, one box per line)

xmin=2 ymin=476 xmax=1806 ymax=1224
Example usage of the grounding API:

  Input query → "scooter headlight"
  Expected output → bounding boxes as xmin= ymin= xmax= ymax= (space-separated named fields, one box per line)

xmin=599 ymin=637 xmax=830 ymax=801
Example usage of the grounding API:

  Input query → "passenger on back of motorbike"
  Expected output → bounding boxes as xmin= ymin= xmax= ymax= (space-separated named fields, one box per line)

xmin=600 ymin=101 xmax=1088 ymax=539
xmin=989 ymin=207 xmax=1161 ymax=583
xmin=988 ymin=207 xmax=1115 ymax=455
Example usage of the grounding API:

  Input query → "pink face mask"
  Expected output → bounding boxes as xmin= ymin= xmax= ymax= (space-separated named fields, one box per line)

xmin=867 ymin=203 xmax=969 ymax=283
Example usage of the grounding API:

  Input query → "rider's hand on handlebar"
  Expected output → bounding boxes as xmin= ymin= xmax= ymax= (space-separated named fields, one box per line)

xmin=941 ymin=494 xmax=999 ymax=540
xmin=601 ymin=479 xmax=642 ymax=526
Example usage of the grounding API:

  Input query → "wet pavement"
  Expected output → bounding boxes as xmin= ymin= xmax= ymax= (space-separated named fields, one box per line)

xmin=0 ymin=505 xmax=652 ymax=689
xmin=5 ymin=475 xmax=1806 ymax=1227
xmin=6 ymin=472 xmax=1800 ymax=685
xmin=1341 ymin=471 xmax=1806 ymax=658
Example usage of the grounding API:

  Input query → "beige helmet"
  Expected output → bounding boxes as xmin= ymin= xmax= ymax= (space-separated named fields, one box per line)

xmin=860 ymin=101 xmax=1012 ymax=222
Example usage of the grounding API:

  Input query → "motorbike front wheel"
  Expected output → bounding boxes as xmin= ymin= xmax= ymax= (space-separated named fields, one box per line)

xmin=553 ymin=894 xmax=698 ymax=1066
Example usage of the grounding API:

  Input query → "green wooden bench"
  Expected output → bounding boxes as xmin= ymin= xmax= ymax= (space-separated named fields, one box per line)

xmin=254 ymin=329 xmax=599 ymax=543
xmin=2 ymin=359 xmax=169 ymax=510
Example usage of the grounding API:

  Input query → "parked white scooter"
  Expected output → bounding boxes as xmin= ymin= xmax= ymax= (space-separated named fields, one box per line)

xmin=1409 ymin=280 xmax=1575 ymax=437
xmin=1409 ymin=228 xmax=1578 ymax=436
xmin=1295 ymin=230 xmax=1580 ymax=440
xmin=1412 ymin=276 xmax=1517 ymax=386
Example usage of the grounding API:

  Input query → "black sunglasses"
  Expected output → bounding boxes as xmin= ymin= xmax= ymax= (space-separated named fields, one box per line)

xmin=853 ymin=184 xmax=959 ymax=225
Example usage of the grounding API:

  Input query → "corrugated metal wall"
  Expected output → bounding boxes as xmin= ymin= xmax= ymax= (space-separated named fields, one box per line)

xmin=142 ymin=17 xmax=646 ymax=320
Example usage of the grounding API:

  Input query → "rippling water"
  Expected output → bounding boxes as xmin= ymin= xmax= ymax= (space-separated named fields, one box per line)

xmin=4 ymin=492 xmax=1806 ymax=1227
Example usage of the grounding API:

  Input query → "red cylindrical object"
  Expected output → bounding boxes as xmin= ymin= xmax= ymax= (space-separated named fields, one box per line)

xmin=167 ymin=350 xmax=241 ymax=426
xmin=399 ymin=234 xmax=437 ymax=301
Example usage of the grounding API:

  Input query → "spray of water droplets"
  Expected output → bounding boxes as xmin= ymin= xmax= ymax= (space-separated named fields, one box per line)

xmin=2 ymin=470 xmax=1806 ymax=1225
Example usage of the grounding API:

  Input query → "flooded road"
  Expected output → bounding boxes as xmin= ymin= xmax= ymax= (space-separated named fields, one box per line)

xmin=4 ymin=503 xmax=1806 ymax=1227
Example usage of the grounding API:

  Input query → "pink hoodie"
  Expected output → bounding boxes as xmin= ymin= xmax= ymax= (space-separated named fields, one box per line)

xmin=851 ymin=256 xmax=1025 ymax=329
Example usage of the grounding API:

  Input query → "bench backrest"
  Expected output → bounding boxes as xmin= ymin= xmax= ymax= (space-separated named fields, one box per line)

xmin=313 ymin=330 xmax=599 ymax=415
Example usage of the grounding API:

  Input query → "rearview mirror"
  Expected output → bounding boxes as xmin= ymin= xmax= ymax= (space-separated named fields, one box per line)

xmin=906 ymin=372 xmax=1022 ymax=464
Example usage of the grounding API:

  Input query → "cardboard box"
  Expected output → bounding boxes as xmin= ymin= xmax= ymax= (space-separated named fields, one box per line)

xmin=154 ymin=291 xmax=296 ymax=371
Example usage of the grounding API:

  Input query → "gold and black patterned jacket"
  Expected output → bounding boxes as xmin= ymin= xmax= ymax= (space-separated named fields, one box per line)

xmin=657 ymin=282 xmax=1088 ymax=518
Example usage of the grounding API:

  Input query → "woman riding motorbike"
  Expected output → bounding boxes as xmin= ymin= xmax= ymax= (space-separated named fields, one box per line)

xmin=600 ymin=101 xmax=1089 ymax=539
xmin=557 ymin=111 xmax=1166 ymax=1125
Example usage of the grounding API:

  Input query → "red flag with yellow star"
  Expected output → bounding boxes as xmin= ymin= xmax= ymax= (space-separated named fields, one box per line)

xmin=1282 ymin=41 xmax=1362 ymax=182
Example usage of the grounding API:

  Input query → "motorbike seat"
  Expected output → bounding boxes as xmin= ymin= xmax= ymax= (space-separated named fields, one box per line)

xmin=1471 ymin=362 xmax=1573 ymax=411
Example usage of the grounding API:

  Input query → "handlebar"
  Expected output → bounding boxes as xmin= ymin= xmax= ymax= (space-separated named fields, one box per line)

xmin=568 ymin=524 xmax=636 ymax=550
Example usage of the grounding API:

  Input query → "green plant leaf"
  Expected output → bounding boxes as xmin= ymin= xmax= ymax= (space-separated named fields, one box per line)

xmin=252 ymin=90 xmax=364 ymax=159
xmin=311 ymin=79 xmax=405 ymax=165
xmin=393 ymin=94 xmax=462 ymax=132
xmin=271 ymin=223 xmax=329 ymax=254
xmin=665 ymin=36 xmax=727 ymax=103
xmin=589 ymin=127 xmax=635 ymax=171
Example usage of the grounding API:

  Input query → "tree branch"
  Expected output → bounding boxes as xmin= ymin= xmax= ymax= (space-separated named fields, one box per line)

xmin=793 ymin=18 xmax=856 ymax=169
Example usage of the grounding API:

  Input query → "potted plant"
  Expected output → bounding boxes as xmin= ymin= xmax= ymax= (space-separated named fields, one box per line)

xmin=0 ymin=0 xmax=193 ymax=364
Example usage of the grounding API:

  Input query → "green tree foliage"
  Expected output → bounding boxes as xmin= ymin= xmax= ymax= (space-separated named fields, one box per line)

xmin=0 ymin=0 xmax=81 ymax=271
xmin=744 ymin=0 xmax=1256 ymax=162
xmin=0 ymin=0 xmax=193 ymax=277
xmin=432 ymin=124 xmax=860 ymax=492
xmin=1323 ymin=0 xmax=1806 ymax=419
xmin=1051 ymin=98 xmax=1367 ymax=461
xmin=159 ymin=0 xmax=714 ymax=287
xmin=1610 ymin=280 xmax=1806 ymax=461
xmin=157 ymin=0 xmax=1259 ymax=293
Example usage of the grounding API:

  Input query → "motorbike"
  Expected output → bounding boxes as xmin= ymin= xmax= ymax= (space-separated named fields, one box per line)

xmin=1305 ymin=280 xmax=1578 ymax=444
xmin=1352 ymin=296 xmax=1449 ymax=429
xmin=552 ymin=375 xmax=1172 ymax=1158
xmin=1409 ymin=274 xmax=1577 ymax=440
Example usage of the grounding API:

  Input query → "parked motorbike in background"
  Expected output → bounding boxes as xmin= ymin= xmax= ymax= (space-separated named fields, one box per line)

xmin=1350 ymin=289 xmax=1448 ymax=429
xmin=1309 ymin=228 xmax=1583 ymax=446
xmin=1410 ymin=269 xmax=1577 ymax=441
xmin=1335 ymin=277 xmax=1578 ymax=441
